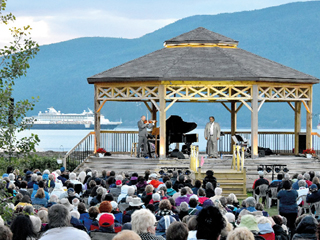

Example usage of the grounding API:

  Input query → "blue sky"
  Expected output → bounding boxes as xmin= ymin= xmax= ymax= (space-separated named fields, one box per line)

xmin=0 ymin=0 xmax=316 ymax=46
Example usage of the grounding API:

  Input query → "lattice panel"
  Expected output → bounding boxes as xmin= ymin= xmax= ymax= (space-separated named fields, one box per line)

xmin=97 ymin=86 xmax=159 ymax=100
xmin=258 ymin=86 xmax=310 ymax=100
xmin=166 ymin=85 xmax=253 ymax=100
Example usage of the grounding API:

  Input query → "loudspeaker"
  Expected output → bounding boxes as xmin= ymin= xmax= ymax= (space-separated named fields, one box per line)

xmin=258 ymin=150 xmax=265 ymax=157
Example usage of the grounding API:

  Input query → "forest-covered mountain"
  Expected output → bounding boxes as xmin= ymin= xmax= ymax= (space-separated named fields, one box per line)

xmin=13 ymin=1 xmax=320 ymax=128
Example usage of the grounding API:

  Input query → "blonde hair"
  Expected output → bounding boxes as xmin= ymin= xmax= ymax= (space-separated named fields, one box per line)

xmin=35 ymin=188 xmax=45 ymax=199
xmin=37 ymin=210 xmax=48 ymax=223
xmin=112 ymin=230 xmax=141 ymax=240
xmin=226 ymin=227 xmax=255 ymax=240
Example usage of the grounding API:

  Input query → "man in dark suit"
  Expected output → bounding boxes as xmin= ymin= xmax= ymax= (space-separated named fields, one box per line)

xmin=137 ymin=116 xmax=155 ymax=158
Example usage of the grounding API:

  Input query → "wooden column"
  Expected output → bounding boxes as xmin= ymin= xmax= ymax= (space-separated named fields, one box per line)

xmin=251 ymin=85 xmax=259 ymax=158
xmin=159 ymin=85 xmax=166 ymax=159
xmin=231 ymin=101 xmax=237 ymax=151
xmin=294 ymin=101 xmax=301 ymax=155
xmin=306 ymin=87 xmax=313 ymax=149
xmin=94 ymin=85 xmax=101 ymax=152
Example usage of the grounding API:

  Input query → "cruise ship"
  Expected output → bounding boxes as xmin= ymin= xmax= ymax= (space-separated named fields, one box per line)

xmin=26 ymin=107 xmax=122 ymax=130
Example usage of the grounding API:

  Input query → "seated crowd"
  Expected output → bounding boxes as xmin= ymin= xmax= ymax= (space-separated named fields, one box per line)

xmin=0 ymin=167 xmax=320 ymax=240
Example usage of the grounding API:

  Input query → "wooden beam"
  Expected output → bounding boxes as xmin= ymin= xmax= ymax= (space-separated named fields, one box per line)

xmin=257 ymin=99 xmax=265 ymax=112
xmin=251 ymin=85 xmax=259 ymax=158
xmin=287 ymin=102 xmax=295 ymax=111
xmin=231 ymin=101 xmax=237 ymax=151
xmin=221 ymin=102 xmax=231 ymax=113
xmin=143 ymin=101 xmax=152 ymax=113
xmin=294 ymin=101 xmax=301 ymax=155
xmin=151 ymin=99 xmax=160 ymax=112
xmin=97 ymin=99 xmax=107 ymax=113
xmin=240 ymin=99 xmax=253 ymax=112
xmin=152 ymin=104 xmax=158 ymax=127
xmin=165 ymin=99 xmax=177 ymax=112
xmin=302 ymin=100 xmax=311 ymax=113
xmin=306 ymin=87 xmax=313 ymax=149
xmin=235 ymin=102 xmax=244 ymax=113
xmin=94 ymin=85 xmax=101 ymax=153
xmin=159 ymin=85 xmax=166 ymax=159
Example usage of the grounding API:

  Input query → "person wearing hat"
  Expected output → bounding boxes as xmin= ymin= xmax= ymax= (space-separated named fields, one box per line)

xmin=202 ymin=170 xmax=217 ymax=190
xmin=24 ymin=170 xmax=33 ymax=182
xmin=60 ymin=198 xmax=74 ymax=211
xmin=60 ymin=167 xmax=69 ymax=180
xmin=238 ymin=215 xmax=260 ymax=235
xmin=123 ymin=197 xmax=144 ymax=224
xmin=306 ymin=183 xmax=320 ymax=203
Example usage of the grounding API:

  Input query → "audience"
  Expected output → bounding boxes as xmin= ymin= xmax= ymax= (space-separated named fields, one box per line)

xmin=2 ymin=167 xmax=320 ymax=240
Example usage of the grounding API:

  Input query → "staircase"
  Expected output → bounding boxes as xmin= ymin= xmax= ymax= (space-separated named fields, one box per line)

xmin=195 ymin=169 xmax=247 ymax=199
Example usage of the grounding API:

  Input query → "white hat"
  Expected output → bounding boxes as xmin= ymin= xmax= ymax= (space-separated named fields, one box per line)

xmin=149 ymin=173 xmax=157 ymax=179
xmin=189 ymin=194 xmax=199 ymax=201
xmin=225 ymin=212 xmax=235 ymax=223
xmin=60 ymin=198 xmax=73 ymax=211
xmin=111 ymin=201 xmax=118 ymax=210
xmin=129 ymin=197 xmax=144 ymax=207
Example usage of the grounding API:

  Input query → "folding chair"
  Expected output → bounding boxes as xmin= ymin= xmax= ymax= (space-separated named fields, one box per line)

xmin=268 ymin=187 xmax=279 ymax=210
xmin=254 ymin=184 xmax=269 ymax=205
xmin=296 ymin=195 xmax=312 ymax=216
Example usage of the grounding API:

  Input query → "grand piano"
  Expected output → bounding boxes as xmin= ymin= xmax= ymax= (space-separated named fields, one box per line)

xmin=150 ymin=115 xmax=198 ymax=157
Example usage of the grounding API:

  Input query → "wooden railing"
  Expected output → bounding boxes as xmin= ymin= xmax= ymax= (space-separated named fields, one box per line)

xmin=64 ymin=130 xmax=320 ymax=170
xmin=232 ymin=145 xmax=245 ymax=171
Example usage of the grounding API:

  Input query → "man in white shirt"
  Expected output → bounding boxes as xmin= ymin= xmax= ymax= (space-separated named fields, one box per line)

xmin=204 ymin=116 xmax=221 ymax=158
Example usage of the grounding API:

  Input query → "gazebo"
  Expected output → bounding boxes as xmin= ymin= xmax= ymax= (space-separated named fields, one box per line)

xmin=87 ymin=27 xmax=319 ymax=158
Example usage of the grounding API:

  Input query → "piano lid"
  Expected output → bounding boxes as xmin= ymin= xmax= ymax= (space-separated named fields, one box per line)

xmin=166 ymin=115 xmax=197 ymax=134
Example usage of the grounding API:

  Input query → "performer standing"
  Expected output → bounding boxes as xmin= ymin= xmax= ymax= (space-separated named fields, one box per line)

xmin=204 ymin=116 xmax=221 ymax=158
xmin=137 ymin=116 xmax=155 ymax=158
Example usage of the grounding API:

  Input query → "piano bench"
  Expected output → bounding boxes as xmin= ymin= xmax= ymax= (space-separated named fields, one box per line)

xmin=131 ymin=142 xmax=138 ymax=157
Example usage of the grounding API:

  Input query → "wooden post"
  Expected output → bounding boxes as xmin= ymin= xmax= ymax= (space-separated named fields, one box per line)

xmin=294 ymin=101 xmax=301 ymax=155
xmin=94 ymin=85 xmax=101 ymax=152
xmin=159 ymin=85 xmax=166 ymax=159
xmin=306 ymin=87 xmax=313 ymax=149
xmin=251 ymin=85 xmax=259 ymax=158
xmin=231 ymin=101 xmax=237 ymax=152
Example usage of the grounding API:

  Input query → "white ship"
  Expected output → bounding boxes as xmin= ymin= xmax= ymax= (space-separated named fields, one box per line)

xmin=26 ymin=107 xmax=122 ymax=130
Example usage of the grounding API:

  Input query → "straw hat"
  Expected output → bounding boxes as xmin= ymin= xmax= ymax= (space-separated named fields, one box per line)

xmin=60 ymin=198 xmax=73 ymax=211
xmin=129 ymin=197 xmax=144 ymax=207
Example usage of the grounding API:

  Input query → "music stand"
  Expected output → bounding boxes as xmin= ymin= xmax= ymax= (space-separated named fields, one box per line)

xmin=151 ymin=127 xmax=160 ymax=157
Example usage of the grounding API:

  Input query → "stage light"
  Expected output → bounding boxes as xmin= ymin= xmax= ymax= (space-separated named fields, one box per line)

xmin=159 ymin=170 xmax=165 ymax=175
xmin=167 ymin=170 xmax=173 ymax=174
xmin=266 ymin=167 xmax=272 ymax=173
xmin=257 ymin=166 xmax=264 ymax=171
xmin=185 ymin=170 xmax=191 ymax=175
xmin=283 ymin=168 xmax=289 ymax=173
xmin=275 ymin=167 xmax=281 ymax=173
xmin=178 ymin=170 xmax=182 ymax=175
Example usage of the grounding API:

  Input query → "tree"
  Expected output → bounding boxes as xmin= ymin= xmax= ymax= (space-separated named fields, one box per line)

xmin=0 ymin=0 xmax=40 ymax=159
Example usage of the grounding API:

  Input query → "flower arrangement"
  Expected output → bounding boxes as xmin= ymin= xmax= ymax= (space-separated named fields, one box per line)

xmin=97 ymin=148 xmax=107 ymax=153
xmin=302 ymin=149 xmax=316 ymax=155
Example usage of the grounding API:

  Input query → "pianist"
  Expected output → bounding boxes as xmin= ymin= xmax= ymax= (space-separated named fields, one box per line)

xmin=204 ymin=116 xmax=221 ymax=158
xmin=137 ymin=116 xmax=155 ymax=158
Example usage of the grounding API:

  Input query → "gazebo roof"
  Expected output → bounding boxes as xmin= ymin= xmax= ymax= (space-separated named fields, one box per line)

xmin=88 ymin=27 xmax=319 ymax=84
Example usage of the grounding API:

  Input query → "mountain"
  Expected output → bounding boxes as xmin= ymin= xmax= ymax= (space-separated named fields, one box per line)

xmin=13 ymin=1 xmax=320 ymax=129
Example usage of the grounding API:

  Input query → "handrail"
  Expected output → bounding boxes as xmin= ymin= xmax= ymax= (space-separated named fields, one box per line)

xmin=312 ymin=132 xmax=320 ymax=138
xmin=63 ymin=131 xmax=95 ymax=168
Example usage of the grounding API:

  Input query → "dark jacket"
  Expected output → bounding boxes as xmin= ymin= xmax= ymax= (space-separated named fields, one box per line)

xmin=306 ymin=190 xmax=320 ymax=203
xmin=292 ymin=215 xmax=318 ymax=240
xmin=202 ymin=175 xmax=217 ymax=189
xmin=272 ymin=224 xmax=289 ymax=240
xmin=205 ymin=188 xmax=215 ymax=198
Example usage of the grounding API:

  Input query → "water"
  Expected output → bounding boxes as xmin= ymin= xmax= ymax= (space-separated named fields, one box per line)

xmin=15 ymin=127 xmax=320 ymax=152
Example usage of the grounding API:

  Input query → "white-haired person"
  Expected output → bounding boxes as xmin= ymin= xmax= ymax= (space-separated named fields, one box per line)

xmin=131 ymin=209 xmax=165 ymax=240
xmin=210 ymin=187 xmax=222 ymax=202
xmin=113 ymin=230 xmax=141 ymax=240
xmin=226 ymin=227 xmax=255 ymax=240
xmin=30 ymin=215 xmax=42 ymax=237
xmin=39 ymin=204 xmax=90 ymax=240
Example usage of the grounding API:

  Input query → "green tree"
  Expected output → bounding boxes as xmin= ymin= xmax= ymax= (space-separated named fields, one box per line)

xmin=0 ymin=0 xmax=40 ymax=160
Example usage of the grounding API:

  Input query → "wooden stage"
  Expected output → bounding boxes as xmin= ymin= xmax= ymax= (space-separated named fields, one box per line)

xmin=75 ymin=154 xmax=319 ymax=199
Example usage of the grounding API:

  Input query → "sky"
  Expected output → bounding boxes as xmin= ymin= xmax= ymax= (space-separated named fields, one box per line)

xmin=0 ymin=0 xmax=316 ymax=47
